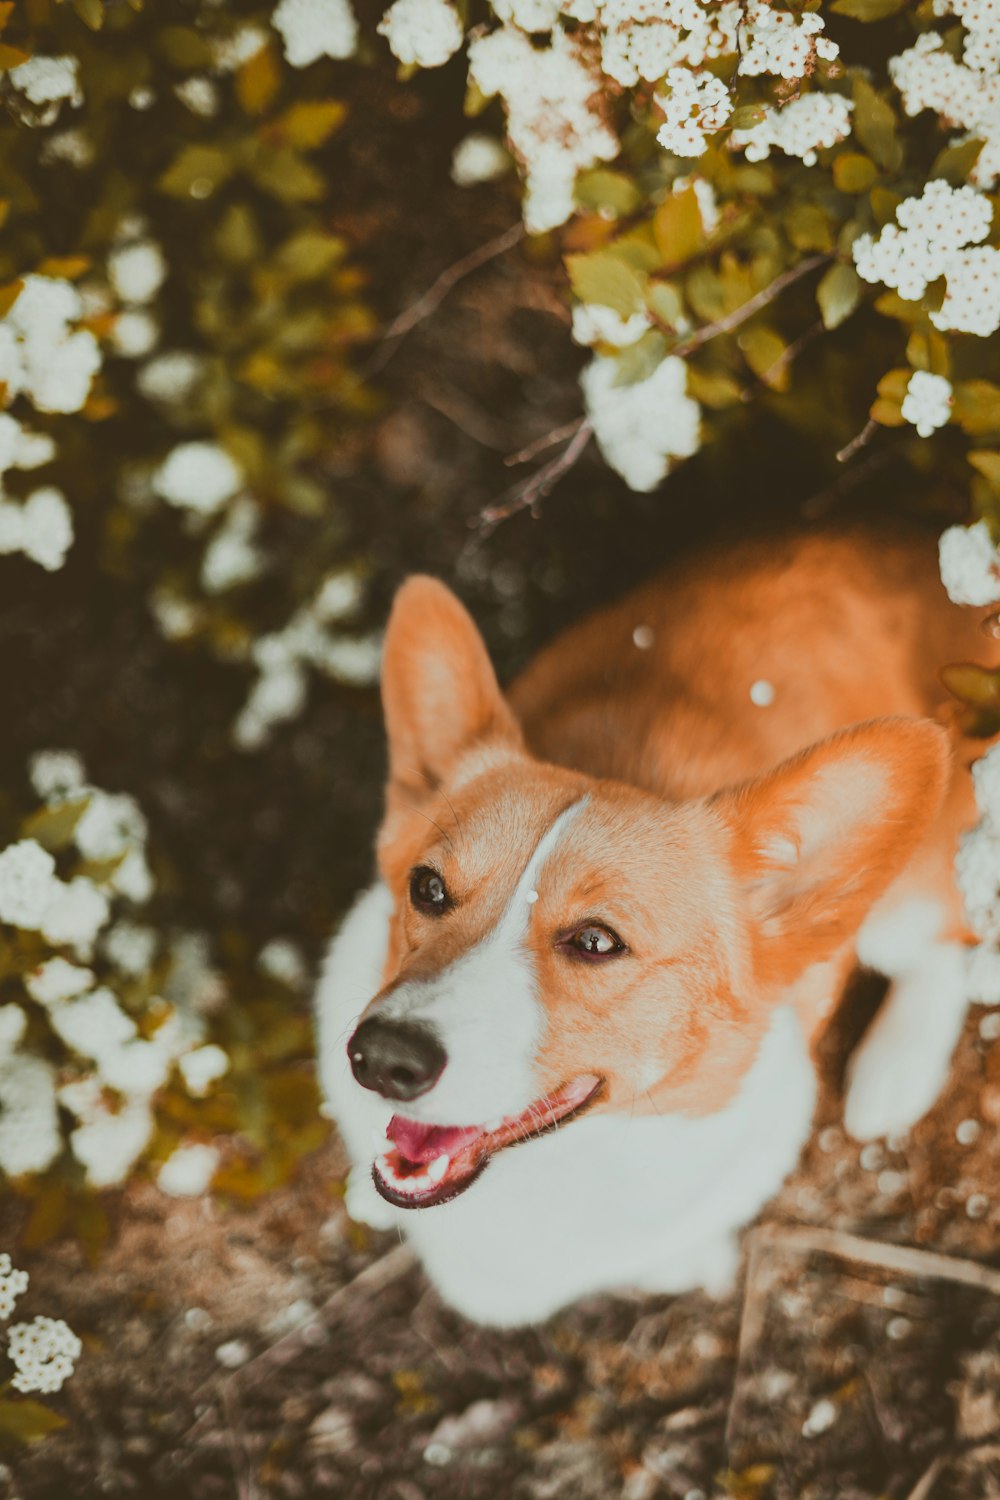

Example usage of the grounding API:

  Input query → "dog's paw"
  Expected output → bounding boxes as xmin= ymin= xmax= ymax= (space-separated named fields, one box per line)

xmin=844 ymin=979 xmax=965 ymax=1141
xmin=344 ymin=1164 xmax=399 ymax=1231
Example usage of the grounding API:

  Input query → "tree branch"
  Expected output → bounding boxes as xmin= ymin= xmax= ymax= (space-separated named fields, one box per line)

xmin=479 ymin=417 xmax=593 ymax=534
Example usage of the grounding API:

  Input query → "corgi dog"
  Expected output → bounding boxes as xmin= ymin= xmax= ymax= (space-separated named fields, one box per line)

xmin=316 ymin=524 xmax=993 ymax=1327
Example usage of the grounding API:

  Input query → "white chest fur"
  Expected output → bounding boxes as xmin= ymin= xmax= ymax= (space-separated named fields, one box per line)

xmin=315 ymin=883 xmax=817 ymax=1326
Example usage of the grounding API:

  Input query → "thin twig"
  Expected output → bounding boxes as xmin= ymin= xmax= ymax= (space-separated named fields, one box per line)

xmin=420 ymin=384 xmax=517 ymax=452
xmin=372 ymin=222 xmax=524 ymax=370
xmin=904 ymin=1454 xmax=948 ymax=1500
xmin=836 ymin=417 xmax=878 ymax=465
xmin=800 ymin=442 xmax=893 ymax=520
xmin=670 ymin=253 xmax=832 ymax=360
xmin=479 ymin=417 xmax=593 ymax=533
xmin=755 ymin=1222 xmax=1000 ymax=1296
xmin=505 ymin=418 xmax=588 ymax=468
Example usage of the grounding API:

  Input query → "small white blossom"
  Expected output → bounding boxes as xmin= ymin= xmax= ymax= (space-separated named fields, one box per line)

xmin=0 ymin=1006 xmax=26 ymax=1063
xmin=103 ymin=921 xmax=157 ymax=978
xmin=491 ymin=0 xmax=560 ymax=28
xmin=966 ymin=940 xmax=1000 ymax=1004
xmin=451 ymin=134 xmax=511 ymax=186
xmin=201 ymin=500 xmax=265 ymax=594
xmin=152 ymin=442 xmax=243 ymax=516
xmin=656 ymin=67 xmax=732 ymax=158
xmin=108 ymin=242 xmax=167 ymax=306
xmin=25 ymin=957 xmax=94 ymax=1006
xmin=48 ymin=987 xmax=137 ymax=1064
xmin=0 ymin=488 xmax=74 ymax=572
xmin=738 ymin=2 xmax=837 ymax=80
xmin=581 ymin=352 xmax=701 ymax=492
xmin=572 ymin=304 xmax=652 ymax=349
xmin=597 ymin=0 xmax=740 ymax=90
xmin=0 ymin=275 xmax=101 ymax=415
xmin=75 ymin=790 xmax=147 ymax=863
xmin=378 ymin=0 xmax=464 ymax=67
xmin=29 ymin=748 xmax=86 ymax=804
xmin=174 ymin=77 xmax=220 ymax=118
xmin=40 ymin=876 xmax=111 ymax=958
xmin=69 ymin=1099 xmax=153 ymax=1188
xmin=111 ymin=310 xmax=159 ymax=359
xmin=111 ymin=847 xmax=154 ymax=904
xmin=939 ymin=520 xmax=1000 ymax=606
xmin=731 ymin=93 xmax=853 ymax=166
xmin=40 ymin=127 xmax=94 ymax=167
xmin=259 ymin=938 xmax=307 ymax=988
xmin=901 ymin=371 xmax=953 ymax=438
xmin=213 ymin=24 xmax=270 ymax=73
xmin=179 ymin=1044 xmax=230 ymax=1097
xmin=891 ymin=31 xmax=1000 ymax=189
xmin=8 ymin=55 xmax=82 ymax=110
xmin=0 ymin=415 xmax=55 ymax=479
xmin=315 ymin=634 xmax=383 ymax=685
xmin=0 ymin=1255 xmax=29 ymax=1320
xmin=957 ymin=819 xmax=1000 ymax=940
xmin=0 ymin=1056 xmax=61 ymax=1177
xmin=158 ymin=1142 xmax=220 ymax=1198
xmin=7 ymin=1317 xmax=81 ymax=1394
xmin=313 ymin=571 xmax=364 ymax=622
xmin=931 ymin=247 xmax=1000 ymax=339
xmin=137 ymin=351 xmax=204 ymax=405
xmin=0 ymin=841 xmax=57 ymax=929
xmin=272 ymin=0 xmax=358 ymax=66
xmin=234 ymin=660 xmax=309 ymax=749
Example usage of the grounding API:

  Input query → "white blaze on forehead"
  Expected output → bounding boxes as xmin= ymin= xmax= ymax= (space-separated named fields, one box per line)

xmin=381 ymin=797 xmax=588 ymax=1124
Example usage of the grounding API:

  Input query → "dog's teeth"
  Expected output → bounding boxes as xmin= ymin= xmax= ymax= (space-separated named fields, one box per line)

xmin=427 ymin=1154 xmax=449 ymax=1182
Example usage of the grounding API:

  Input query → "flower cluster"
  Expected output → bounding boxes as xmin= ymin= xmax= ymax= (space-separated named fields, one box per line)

xmin=901 ymin=371 xmax=953 ymax=439
xmin=272 ymin=0 xmax=359 ymax=66
xmin=378 ymin=0 xmax=463 ymax=68
xmin=7 ymin=1315 xmax=82 ymax=1395
xmin=731 ymin=93 xmax=853 ymax=166
xmin=853 ymin=180 xmax=1000 ymax=337
xmin=956 ymin=741 xmax=1000 ymax=1004
xmin=581 ymin=354 xmax=700 ymax=493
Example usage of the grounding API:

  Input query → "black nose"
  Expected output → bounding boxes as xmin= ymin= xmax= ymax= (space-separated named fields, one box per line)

xmin=348 ymin=1017 xmax=446 ymax=1101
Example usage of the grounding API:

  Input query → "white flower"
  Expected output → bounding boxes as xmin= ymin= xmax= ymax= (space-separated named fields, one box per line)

xmin=25 ymin=957 xmax=94 ymax=1006
xmin=491 ymin=0 xmax=560 ymax=28
xmin=572 ymin=305 xmax=654 ymax=349
xmin=234 ymin=660 xmax=308 ymax=749
xmin=48 ymin=987 xmax=137 ymax=1063
xmin=0 ymin=415 xmax=55 ymax=479
xmin=0 ymin=841 xmax=57 ymax=929
xmin=103 ymin=921 xmax=157 ymax=978
xmin=0 ymin=1255 xmax=29 ymax=1320
xmin=655 ymin=67 xmax=732 ymax=158
xmin=0 ymin=1056 xmax=62 ymax=1177
xmin=7 ymin=1317 xmax=81 ymax=1394
xmin=731 ymin=93 xmax=853 ymax=166
xmin=313 ymin=571 xmax=363 ymax=622
xmin=8 ymin=55 xmax=82 ymax=107
xmin=738 ymin=2 xmax=837 ymax=80
xmin=0 ymin=1006 xmax=26 ymax=1063
xmin=108 ymin=241 xmax=167 ymax=306
xmin=111 ymin=847 xmax=154 ymax=904
xmin=2 ymin=275 xmax=101 ymax=414
xmin=29 ymin=748 xmax=86 ymax=804
xmin=965 ymin=940 xmax=1000 ymax=1004
xmin=378 ymin=0 xmax=464 ymax=67
xmin=597 ymin=0 xmax=740 ymax=90
xmin=201 ymin=500 xmax=264 ymax=594
xmin=469 ymin=25 xmax=618 ymax=233
xmin=112 ymin=310 xmax=158 ymax=359
xmin=973 ymin=741 xmax=1000 ymax=823
xmin=40 ymin=876 xmax=111 ymax=958
xmin=174 ymin=77 xmax=220 ymax=118
xmin=930 ymin=246 xmax=1000 ymax=338
xmin=853 ymin=180 xmax=995 ymax=319
xmin=272 ymin=0 xmax=358 ymax=66
xmin=75 ymin=790 xmax=147 ymax=863
xmin=957 ymin=818 xmax=1000 ymax=939
xmin=451 ymin=133 xmax=511 ymax=186
xmin=69 ymin=1099 xmax=153 ymax=1188
xmin=40 ymin=127 xmax=94 ymax=167
xmin=213 ymin=24 xmax=270 ymax=73
xmin=891 ymin=31 xmax=1000 ymax=189
xmin=0 ymin=488 xmax=74 ymax=573
xmin=158 ymin=1142 xmax=220 ymax=1198
xmin=179 ymin=1044 xmax=229 ymax=1097
xmin=939 ymin=520 xmax=1000 ymax=606
xmin=152 ymin=442 xmax=243 ymax=516
xmin=315 ymin=634 xmax=382 ymax=685
xmin=581 ymin=352 xmax=700 ymax=492
xmin=901 ymin=371 xmax=953 ymax=438
xmin=259 ymin=938 xmax=307 ymax=988
xmin=137 ymin=351 xmax=204 ymax=404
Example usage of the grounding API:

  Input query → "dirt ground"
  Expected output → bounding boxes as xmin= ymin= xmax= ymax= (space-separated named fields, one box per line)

xmin=1 ymin=52 xmax=996 ymax=1500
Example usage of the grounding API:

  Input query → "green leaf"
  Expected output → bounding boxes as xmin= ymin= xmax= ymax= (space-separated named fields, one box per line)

xmin=275 ymin=230 xmax=346 ymax=280
xmin=931 ymin=137 xmax=985 ymax=186
xmin=954 ymin=381 xmax=1000 ymax=437
xmin=833 ymin=152 xmax=877 ymax=194
xmin=0 ymin=1398 xmax=67 ymax=1444
xmin=72 ymin=0 xmax=104 ymax=29
xmin=786 ymin=202 xmax=835 ymax=252
xmin=832 ymin=0 xmax=905 ymax=16
xmin=645 ymin=280 xmax=686 ymax=331
xmin=969 ymin=451 xmax=1000 ymax=491
xmin=574 ymin=170 xmax=640 ymax=218
xmin=941 ymin=663 xmax=1000 ymax=710
xmin=653 ymin=185 xmax=704 ymax=266
xmin=21 ymin=796 xmax=88 ymax=854
xmin=566 ymin=248 xmax=648 ymax=318
xmin=685 ymin=366 xmax=743 ymax=408
xmin=272 ymin=100 xmax=348 ymax=150
xmin=730 ymin=104 xmax=767 ymax=129
xmin=817 ymin=262 xmax=862 ymax=329
xmin=249 ymin=148 xmax=326 ymax=204
xmin=853 ymin=77 xmax=903 ymax=173
xmin=158 ymin=145 xmax=234 ymax=199
xmin=738 ymin=326 xmax=789 ymax=390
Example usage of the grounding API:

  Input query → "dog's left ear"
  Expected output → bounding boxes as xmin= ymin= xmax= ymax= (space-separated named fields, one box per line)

xmin=381 ymin=576 xmax=522 ymax=799
xmin=711 ymin=717 xmax=951 ymax=989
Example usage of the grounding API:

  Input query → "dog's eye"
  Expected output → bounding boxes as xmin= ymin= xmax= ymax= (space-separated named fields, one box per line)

xmin=410 ymin=866 xmax=449 ymax=915
xmin=561 ymin=924 xmax=625 ymax=960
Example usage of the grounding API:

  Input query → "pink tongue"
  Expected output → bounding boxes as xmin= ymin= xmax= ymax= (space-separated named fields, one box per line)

xmin=387 ymin=1115 xmax=486 ymax=1165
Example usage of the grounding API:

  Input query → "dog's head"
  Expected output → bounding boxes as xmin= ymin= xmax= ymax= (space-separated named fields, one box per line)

xmin=348 ymin=576 xmax=950 ymax=1209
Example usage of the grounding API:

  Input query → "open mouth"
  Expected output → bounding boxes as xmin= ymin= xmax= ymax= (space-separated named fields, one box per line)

xmin=372 ymin=1073 xmax=604 ymax=1209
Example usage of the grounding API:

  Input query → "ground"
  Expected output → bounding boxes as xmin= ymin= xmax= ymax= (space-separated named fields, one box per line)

xmin=0 ymin=52 xmax=993 ymax=1500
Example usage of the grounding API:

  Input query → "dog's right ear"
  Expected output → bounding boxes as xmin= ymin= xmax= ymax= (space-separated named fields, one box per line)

xmin=381 ymin=576 xmax=522 ymax=800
